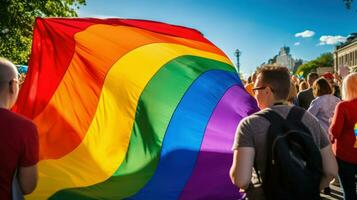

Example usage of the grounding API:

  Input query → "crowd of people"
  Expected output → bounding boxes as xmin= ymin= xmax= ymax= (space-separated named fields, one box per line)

xmin=231 ymin=66 xmax=357 ymax=199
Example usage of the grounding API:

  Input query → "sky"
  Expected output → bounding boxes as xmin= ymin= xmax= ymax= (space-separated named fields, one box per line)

xmin=78 ymin=0 xmax=357 ymax=78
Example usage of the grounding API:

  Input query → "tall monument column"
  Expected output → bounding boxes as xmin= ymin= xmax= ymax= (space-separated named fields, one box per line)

xmin=235 ymin=49 xmax=241 ymax=72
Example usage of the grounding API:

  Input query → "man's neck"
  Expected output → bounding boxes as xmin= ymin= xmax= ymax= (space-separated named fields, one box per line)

xmin=270 ymin=100 xmax=288 ymax=107
xmin=0 ymin=100 xmax=9 ymax=109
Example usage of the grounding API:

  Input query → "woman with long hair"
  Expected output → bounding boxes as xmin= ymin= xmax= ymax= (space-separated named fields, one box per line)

xmin=330 ymin=72 xmax=357 ymax=200
xmin=308 ymin=77 xmax=340 ymax=133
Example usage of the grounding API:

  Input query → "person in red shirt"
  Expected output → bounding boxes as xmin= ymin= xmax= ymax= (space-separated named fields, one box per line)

xmin=330 ymin=72 xmax=357 ymax=200
xmin=0 ymin=58 xmax=39 ymax=199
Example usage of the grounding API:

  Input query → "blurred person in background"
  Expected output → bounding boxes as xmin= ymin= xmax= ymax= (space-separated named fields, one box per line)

xmin=329 ymin=72 xmax=357 ymax=200
xmin=287 ymin=81 xmax=298 ymax=105
xmin=245 ymin=71 xmax=257 ymax=97
xmin=297 ymin=72 xmax=319 ymax=110
xmin=299 ymin=81 xmax=309 ymax=92
xmin=322 ymin=72 xmax=341 ymax=99
xmin=308 ymin=77 xmax=341 ymax=134
xmin=307 ymin=77 xmax=341 ymax=195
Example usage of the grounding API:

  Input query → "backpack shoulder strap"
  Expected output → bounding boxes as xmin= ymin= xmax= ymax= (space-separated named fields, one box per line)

xmin=287 ymin=106 xmax=305 ymax=121
xmin=254 ymin=108 xmax=285 ymax=188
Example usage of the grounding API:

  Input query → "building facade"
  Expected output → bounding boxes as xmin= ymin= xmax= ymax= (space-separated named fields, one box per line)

xmin=267 ymin=46 xmax=301 ymax=72
xmin=334 ymin=33 xmax=357 ymax=75
xmin=276 ymin=46 xmax=295 ymax=71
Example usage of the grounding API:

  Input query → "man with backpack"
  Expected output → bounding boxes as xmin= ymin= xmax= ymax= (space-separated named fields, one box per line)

xmin=229 ymin=65 xmax=338 ymax=200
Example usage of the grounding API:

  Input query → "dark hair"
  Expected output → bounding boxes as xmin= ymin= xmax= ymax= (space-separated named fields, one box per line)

xmin=312 ymin=77 xmax=332 ymax=97
xmin=307 ymin=72 xmax=319 ymax=85
xmin=257 ymin=65 xmax=290 ymax=100
xmin=247 ymin=76 xmax=252 ymax=84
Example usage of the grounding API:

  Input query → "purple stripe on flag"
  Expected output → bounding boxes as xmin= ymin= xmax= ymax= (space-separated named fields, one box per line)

xmin=179 ymin=85 xmax=258 ymax=200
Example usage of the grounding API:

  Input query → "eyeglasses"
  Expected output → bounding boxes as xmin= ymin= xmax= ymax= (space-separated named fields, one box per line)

xmin=252 ymin=85 xmax=275 ymax=94
xmin=252 ymin=86 xmax=267 ymax=92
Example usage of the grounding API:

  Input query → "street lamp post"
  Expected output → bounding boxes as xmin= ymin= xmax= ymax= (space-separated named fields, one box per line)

xmin=235 ymin=49 xmax=241 ymax=72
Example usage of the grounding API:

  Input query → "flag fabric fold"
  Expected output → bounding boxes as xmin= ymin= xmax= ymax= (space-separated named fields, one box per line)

xmin=13 ymin=18 xmax=258 ymax=200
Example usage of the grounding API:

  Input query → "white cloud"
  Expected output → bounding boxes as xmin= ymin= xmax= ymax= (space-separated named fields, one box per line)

xmin=319 ymin=35 xmax=347 ymax=45
xmin=294 ymin=42 xmax=300 ymax=46
xmin=295 ymin=30 xmax=315 ymax=38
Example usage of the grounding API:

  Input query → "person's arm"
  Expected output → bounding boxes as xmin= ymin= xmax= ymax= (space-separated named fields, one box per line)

xmin=18 ymin=122 xmax=39 ymax=195
xmin=230 ymin=147 xmax=255 ymax=189
xmin=319 ymin=145 xmax=338 ymax=190
xmin=230 ymin=117 xmax=256 ymax=190
xmin=329 ymin=103 xmax=344 ymax=139
xmin=18 ymin=165 xmax=38 ymax=194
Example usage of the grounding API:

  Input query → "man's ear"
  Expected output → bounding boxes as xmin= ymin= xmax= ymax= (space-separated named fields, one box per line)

xmin=9 ymin=79 xmax=16 ymax=94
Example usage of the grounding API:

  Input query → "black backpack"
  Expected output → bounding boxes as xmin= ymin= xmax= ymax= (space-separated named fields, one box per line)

xmin=255 ymin=106 xmax=323 ymax=200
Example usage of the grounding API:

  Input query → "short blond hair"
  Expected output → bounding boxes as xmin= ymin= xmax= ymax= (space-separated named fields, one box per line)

xmin=342 ymin=72 xmax=357 ymax=101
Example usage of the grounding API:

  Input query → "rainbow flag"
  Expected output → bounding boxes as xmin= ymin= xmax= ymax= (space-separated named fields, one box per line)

xmin=296 ymin=71 xmax=304 ymax=79
xmin=354 ymin=123 xmax=357 ymax=148
xmin=13 ymin=18 xmax=258 ymax=200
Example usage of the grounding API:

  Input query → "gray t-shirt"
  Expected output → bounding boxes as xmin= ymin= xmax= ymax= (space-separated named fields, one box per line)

xmin=232 ymin=105 xmax=330 ymax=199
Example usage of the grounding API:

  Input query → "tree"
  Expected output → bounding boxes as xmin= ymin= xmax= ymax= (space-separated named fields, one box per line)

xmin=315 ymin=52 xmax=334 ymax=67
xmin=0 ymin=0 xmax=86 ymax=64
xmin=343 ymin=0 xmax=353 ymax=9
xmin=351 ymin=66 xmax=357 ymax=73
xmin=342 ymin=0 xmax=356 ymax=11
xmin=296 ymin=53 xmax=334 ymax=78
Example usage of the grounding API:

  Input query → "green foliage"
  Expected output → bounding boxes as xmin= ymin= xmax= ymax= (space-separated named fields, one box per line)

xmin=296 ymin=53 xmax=334 ymax=78
xmin=343 ymin=0 xmax=353 ymax=9
xmin=0 ymin=0 xmax=86 ymax=64
xmin=351 ymin=66 xmax=357 ymax=73
xmin=342 ymin=0 xmax=356 ymax=11
xmin=315 ymin=52 xmax=334 ymax=66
